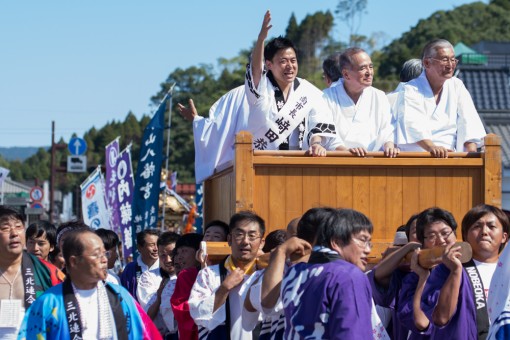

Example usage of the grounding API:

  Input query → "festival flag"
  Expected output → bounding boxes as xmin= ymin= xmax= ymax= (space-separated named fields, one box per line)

xmin=105 ymin=137 xmax=121 ymax=233
xmin=80 ymin=166 xmax=111 ymax=229
xmin=0 ymin=166 xmax=9 ymax=186
xmin=195 ymin=182 xmax=204 ymax=234
xmin=131 ymin=94 xmax=168 ymax=257
xmin=117 ymin=145 xmax=135 ymax=260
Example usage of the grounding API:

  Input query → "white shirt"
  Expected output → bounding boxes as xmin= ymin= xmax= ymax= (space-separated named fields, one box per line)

xmin=136 ymin=268 xmax=162 ymax=309
xmin=145 ymin=275 xmax=178 ymax=335
xmin=395 ymin=71 xmax=486 ymax=151
xmin=474 ymin=259 xmax=497 ymax=300
xmin=189 ymin=264 xmax=254 ymax=339
xmin=324 ymin=79 xmax=395 ymax=151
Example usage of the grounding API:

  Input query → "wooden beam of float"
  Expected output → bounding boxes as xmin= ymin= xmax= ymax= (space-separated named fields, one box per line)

xmin=203 ymin=131 xmax=502 ymax=247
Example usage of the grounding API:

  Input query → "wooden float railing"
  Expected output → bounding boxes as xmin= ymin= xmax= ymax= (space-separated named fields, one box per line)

xmin=203 ymin=131 xmax=502 ymax=258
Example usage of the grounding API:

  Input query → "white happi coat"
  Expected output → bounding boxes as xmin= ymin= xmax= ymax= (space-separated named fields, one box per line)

xmin=395 ymin=71 xmax=486 ymax=151
xmin=245 ymin=65 xmax=341 ymax=151
xmin=188 ymin=264 xmax=254 ymax=339
xmin=323 ymin=79 xmax=395 ymax=151
xmin=192 ymin=85 xmax=250 ymax=184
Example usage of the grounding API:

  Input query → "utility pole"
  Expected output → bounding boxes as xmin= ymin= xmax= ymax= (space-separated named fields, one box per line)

xmin=50 ymin=121 xmax=56 ymax=223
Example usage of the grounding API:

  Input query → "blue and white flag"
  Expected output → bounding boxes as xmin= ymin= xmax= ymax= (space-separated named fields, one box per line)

xmin=131 ymin=94 xmax=168 ymax=257
xmin=80 ymin=166 xmax=111 ymax=229
xmin=0 ymin=167 xmax=9 ymax=186
xmin=195 ymin=183 xmax=204 ymax=234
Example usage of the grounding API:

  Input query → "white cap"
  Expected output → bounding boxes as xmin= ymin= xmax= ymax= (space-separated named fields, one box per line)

xmin=393 ymin=231 xmax=408 ymax=246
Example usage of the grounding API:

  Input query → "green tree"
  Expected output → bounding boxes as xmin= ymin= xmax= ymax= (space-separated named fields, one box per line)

xmin=378 ymin=2 xmax=510 ymax=78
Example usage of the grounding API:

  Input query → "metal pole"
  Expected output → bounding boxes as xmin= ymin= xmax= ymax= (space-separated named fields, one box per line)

xmin=50 ymin=121 xmax=55 ymax=223
xmin=161 ymin=83 xmax=176 ymax=229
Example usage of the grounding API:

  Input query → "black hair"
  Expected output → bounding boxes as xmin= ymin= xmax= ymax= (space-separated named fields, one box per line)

xmin=26 ymin=220 xmax=57 ymax=247
xmin=229 ymin=211 xmax=266 ymax=237
xmin=264 ymin=36 xmax=297 ymax=62
xmin=204 ymin=220 xmax=229 ymax=238
xmin=315 ymin=208 xmax=373 ymax=247
xmin=322 ymin=52 xmax=342 ymax=82
xmin=462 ymin=204 xmax=510 ymax=253
xmin=297 ymin=207 xmax=337 ymax=245
xmin=157 ymin=231 xmax=180 ymax=247
xmin=62 ymin=228 xmax=94 ymax=264
xmin=0 ymin=205 xmax=24 ymax=224
xmin=404 ymin=213 xmax=419 ymax=241
xmin=56 ymin=220 xmax=90 ymax=246
xmin=415 ymin=207 xmax=457 ymax=244
xmin=262 ymin=229 xmax=287 ymax=253
xmin=136 ymin=229 xmax=161 ymax=247
xmin=95 ymin=228 xmax=119 ymax=251
xmin=174 ymin=233 xmax=203 ymax=252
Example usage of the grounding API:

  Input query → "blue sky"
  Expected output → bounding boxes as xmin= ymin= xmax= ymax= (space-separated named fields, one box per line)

xmin=0 ymin=0 xmax=487 ymax=147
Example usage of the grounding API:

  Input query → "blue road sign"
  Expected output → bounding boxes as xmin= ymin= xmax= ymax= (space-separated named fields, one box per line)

xmin=68 ymin=137 xmax=87 ymax=155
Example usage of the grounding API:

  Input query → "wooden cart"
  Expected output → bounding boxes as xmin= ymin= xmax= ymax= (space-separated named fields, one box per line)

xmin=203 ymin=131 xmax=502 ymax=261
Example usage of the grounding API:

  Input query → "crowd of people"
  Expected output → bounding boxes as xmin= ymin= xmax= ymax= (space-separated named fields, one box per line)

xmin=3 ymin=204 xmax=510 ymax=339
xmin=0 ymin=8 xmax=503 ymax=340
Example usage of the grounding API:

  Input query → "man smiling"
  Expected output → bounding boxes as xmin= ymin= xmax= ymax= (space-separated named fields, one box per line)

xmin=246 ymin=10 xmax=341 ymax=155
xmin=189 ymin=211 xmax=265 ymax=339
xmin=395 ymin=39 xmax=486 ymax=157
xmin=323 ymin=47 xmax=398 ymax=157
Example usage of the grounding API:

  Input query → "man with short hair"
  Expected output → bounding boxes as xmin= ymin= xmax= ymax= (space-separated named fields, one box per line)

xmin=246 ymin=10 xmax=341 ymax=155
xmin=323 ymin=47 xmax=399 ymax=157
xmin=422 ymin=205 xmax=509 ymax=338
xmin=25 ymin=220 xmax=56 ymax=262
xmin=121 ymin=229 xmax=160 ymax=299
xmin=18 ymin=227 xmax=161 ymax=339
xmin=322 ymin=52 xmax=342 ymax=87
xmin=0 ymin=206 xmax=62 ymax=338
xmin=189 ymin=211 xmax=266 ymax=339
xmin=281 ymin=208 xmax=379 ymax=338
xmin=395 ymin=39 xmax=486 ymax=157
xmin=139 ymin=231 xmax=180 ymax=339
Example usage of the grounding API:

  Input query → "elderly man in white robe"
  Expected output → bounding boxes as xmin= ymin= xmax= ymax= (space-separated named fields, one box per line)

xmin=394 ymin=39 xmax=486 ymax=158
xmin=323 ymin=47 xmax=399 ymax=157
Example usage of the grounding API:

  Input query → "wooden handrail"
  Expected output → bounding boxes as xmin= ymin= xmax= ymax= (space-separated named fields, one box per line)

xmin=254 ymin=150 xmax=482 ymax=158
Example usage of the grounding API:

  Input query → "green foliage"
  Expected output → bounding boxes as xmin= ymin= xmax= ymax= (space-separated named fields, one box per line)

xmin=286 ymin=11 xmax=335 ymax=77
xmin=378 ymin=2 xmax=510 ymax=77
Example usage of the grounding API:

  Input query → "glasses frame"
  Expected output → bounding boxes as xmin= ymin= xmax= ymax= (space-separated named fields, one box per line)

xmin=423 ymin=229 xmax=454 ymax=242
xmin=0 ymin=224 xmax=25 ymax=234
xmin=352 ymin=237 xmax=373 ymax=249
xmin=79 ymin=250 xmax=111 ymax=261
xmin=428 ymin=57 xmax=459 ymax=65
xmin=231 ymin=231 xmax=261 ymax=242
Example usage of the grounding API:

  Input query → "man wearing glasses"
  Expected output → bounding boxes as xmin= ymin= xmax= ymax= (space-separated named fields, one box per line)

xmin=394 ymin=39 xmax=486 ymax=157
xmin=19 ymin=226 xmax=160 ymax=339
xmin=189 ymin=211 xmax=265 ymax=339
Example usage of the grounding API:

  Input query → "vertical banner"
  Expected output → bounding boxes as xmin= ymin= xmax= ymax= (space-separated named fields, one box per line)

xmin=117 ymin=146 xmax=134 ymax=260
xmin=80 ymin=166 xmax=110 ymax=229
xmin=0 ymin=166 xmax=9 ymax=205
xmin=105 ymin=137 xmax=120 ymax=233
xmin=195 ymin=183 xmax=204 ymax=234
xmin=131 ymin=95 xmax=167 ymax=258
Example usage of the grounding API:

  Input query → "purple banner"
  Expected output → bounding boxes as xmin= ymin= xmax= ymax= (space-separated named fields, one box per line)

xmin=117 ymin=146 xmax=134 ymax=260
xmin=105 ymin=138 xmax=120 ymax=233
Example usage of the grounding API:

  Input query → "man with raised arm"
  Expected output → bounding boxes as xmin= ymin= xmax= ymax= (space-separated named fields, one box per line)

xmin=394 ymin=39 xmax=486 ymax=157
xmin=323 ymin=47 xmax=399 ymax=157
xmin=245 ymin=10 xmax=342 ymax=155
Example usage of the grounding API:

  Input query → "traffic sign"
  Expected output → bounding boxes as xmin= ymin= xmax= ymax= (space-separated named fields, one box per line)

xmin=68 ymin=137 xmax=87 ymax=155
xmin=67 ymin=155 xmax=87 ymax=173
xmin=30 ymin=202 xmax=43 ymax=209
xmin=30 ymin=186 xmax=44 ymax=202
